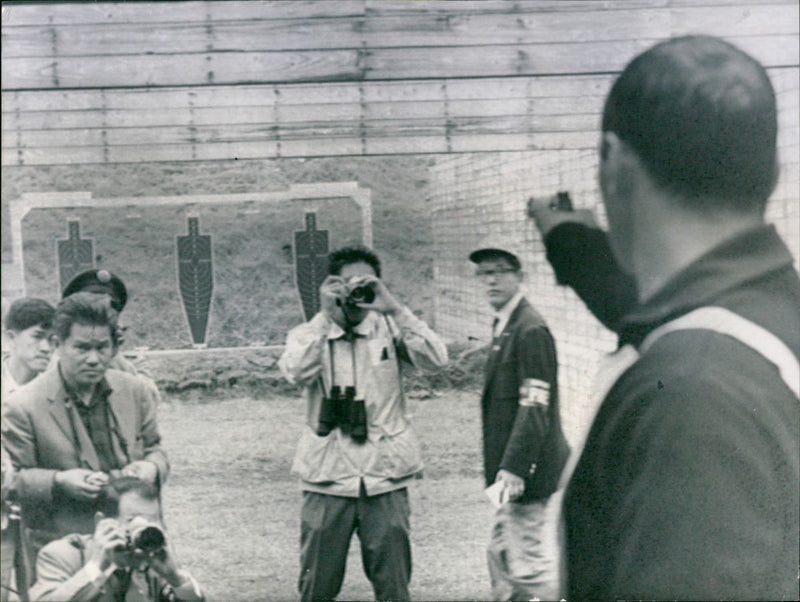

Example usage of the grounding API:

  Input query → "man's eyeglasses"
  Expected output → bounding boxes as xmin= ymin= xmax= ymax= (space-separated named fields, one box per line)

xmin=475 ymin=268 xmax=517 ymax=279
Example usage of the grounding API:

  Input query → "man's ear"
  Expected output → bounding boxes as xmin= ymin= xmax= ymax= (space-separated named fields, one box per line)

xmin=600 ymin=131 xmax=624 ymax=164
xmin=50 ymin=334 xmax=61 ymax=349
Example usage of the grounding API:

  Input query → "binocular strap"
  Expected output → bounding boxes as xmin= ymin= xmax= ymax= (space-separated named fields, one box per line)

xmin=325 ymin=336 xmax=359 ymax=396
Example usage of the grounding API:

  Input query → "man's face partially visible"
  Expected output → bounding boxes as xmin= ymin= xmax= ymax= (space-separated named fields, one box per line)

xmin=599 ymin=134 xmax=636 ymax=273
xmin=8 ymin=324 xmax=53 ymax=375
xmin=476 ymin=257 xmax=521 ymax=311
xmin=117 ymin=492 xmax=162 ymax=529
xmin=57 ymin=322 xmax=115 ymax=390
xmin=338 ymin=261 xmax=377 ymax=326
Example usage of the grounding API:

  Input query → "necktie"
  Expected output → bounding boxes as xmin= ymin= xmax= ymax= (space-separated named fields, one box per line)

xmin=74 ymin=394 xmax=117 ymax=473
xmin=491 ymin=317 xmax=499 ymax=338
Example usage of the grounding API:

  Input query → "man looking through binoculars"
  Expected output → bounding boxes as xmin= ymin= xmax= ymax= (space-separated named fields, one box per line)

xmin=279 ymin=245 xmax=448 ymax=602
xmin=29 ymin=477 xmax=203 ymax=602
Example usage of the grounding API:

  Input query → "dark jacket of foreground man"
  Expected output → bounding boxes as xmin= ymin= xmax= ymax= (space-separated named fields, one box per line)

xmin=551 ymin=224 xmax=799 ymax=600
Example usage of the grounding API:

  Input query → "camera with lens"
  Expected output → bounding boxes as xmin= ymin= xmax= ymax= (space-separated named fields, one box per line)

xmin=345 ymin=282 xmax=376 ymax=307
xmin=317 ymin=385 xmax=368 ymax=444
xmin=126 ymin=523 xmax=166 ymax=555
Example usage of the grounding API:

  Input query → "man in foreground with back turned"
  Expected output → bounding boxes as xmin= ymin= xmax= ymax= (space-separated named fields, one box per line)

xmin=279 ymin=245 xmax=448 ymax=602
xmin=550 ymin=35 xmax=799 ymax=600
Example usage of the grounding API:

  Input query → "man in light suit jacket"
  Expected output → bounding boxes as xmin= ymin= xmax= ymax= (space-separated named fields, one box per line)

xmin=470 ymin=241 xmax=568 ymax=601
xmin=30 ymin=477 xmax=202 ymax=602
xmin=2 ymin=292 xmax=169 ymax=584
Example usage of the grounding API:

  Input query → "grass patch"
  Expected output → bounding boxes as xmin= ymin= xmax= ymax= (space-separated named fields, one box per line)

xmin=159 ymin=389 xmax=492 ymax=601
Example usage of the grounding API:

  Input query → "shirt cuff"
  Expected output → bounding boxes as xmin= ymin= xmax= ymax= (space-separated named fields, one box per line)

xmin=170 ymin=572 xmax=204 ymax=601
xmin=83 ymin=560 xmax=105 ymax=583
xmin=389 ymin=306 xmax=418 ymax=330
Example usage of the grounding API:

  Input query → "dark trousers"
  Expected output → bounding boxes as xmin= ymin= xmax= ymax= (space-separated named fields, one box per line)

xmin=299 ymin=486 xmax=411 ymax=602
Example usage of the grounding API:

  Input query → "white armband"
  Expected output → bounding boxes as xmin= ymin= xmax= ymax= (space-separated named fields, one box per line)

xmin=518 ymin=378 xmax=550 ymax=407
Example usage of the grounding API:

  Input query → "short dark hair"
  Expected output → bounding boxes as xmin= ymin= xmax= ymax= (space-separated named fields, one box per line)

xmin=95 ymin=477 xmax=159 ymax=517
xmin=4 ymin=297 xmax=55 ymax=332
xmin=602 ymin=35 xmax=777 ymax=212
xmin=53 ymin=292 xmax=119 ymax=343
xmin=327 ymin=245 xmax=382 ymax=278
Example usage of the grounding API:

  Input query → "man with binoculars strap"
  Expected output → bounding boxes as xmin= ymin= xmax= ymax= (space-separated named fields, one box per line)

xmin=29 ymin=477 xmax=203 ymax=602
xmin=279 ymin=245 xmax=448 ymax=602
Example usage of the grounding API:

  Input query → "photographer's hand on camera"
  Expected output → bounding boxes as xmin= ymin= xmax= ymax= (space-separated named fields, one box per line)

xmin=320 ymin=275 xmax=349 ymax=329
xmin=89 ymin=517 xmax=129 ymax=571
xmin=347 ymin=275 xmax=403 ymax=317
xmin=145 ymin=536 xmax=182 ymax=585
xmin=145 ymin=533 xmax=203 ymax=599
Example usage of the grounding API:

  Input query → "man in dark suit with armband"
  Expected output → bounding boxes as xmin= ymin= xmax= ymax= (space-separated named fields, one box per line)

xmin=470 ymin=240 xmax=569 ymax=601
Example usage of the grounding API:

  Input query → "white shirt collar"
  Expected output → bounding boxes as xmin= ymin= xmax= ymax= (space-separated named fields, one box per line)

xmin=492 ymin=291 xmax=524 ymax=338
xmin=326 ymin=311 xmax=379 ymax=340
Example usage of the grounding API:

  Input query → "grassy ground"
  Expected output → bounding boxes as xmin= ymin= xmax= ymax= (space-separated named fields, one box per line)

xmin=158 ymin=388 xmax=493 ymax=602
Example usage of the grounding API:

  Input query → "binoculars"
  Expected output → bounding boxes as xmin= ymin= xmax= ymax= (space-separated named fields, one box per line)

xmin=317 ymin=385 xmax=368 ymax=443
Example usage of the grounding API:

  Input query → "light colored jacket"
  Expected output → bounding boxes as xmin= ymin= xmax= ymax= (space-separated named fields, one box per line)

xmin=30 ymin=534 xmax=203 ymax=602
xmin=279 ymin=307 xmax=447 ymax=497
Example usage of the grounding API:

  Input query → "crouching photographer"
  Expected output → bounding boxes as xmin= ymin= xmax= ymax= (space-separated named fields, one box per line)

xmin=29 ymin=477 xmax=203 ymax=602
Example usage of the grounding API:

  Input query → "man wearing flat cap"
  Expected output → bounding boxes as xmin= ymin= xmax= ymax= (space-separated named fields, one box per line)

xmin=470 ymin=240 xmax=568 ymax=601
xmin=62 ymin=269 xmax=151 ymax=379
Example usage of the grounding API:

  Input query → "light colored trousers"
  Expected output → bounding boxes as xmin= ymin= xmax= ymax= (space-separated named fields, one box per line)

xmin=487 ymin=497 xmax=561 ymax=601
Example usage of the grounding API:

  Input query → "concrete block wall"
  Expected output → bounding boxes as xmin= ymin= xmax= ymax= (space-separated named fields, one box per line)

xmin=430 ymin=65 xmax=800 ymax=442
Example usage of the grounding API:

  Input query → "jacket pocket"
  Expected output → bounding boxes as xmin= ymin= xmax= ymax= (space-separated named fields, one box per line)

xmin=291 ymin=430 xmax=356 ymax=484
xmin=365 ymin=428 xmax=423 ymax=480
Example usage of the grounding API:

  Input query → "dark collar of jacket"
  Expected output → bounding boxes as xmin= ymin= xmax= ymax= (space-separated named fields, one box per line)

xmin=484 ymin=297 xmax=542 ymax=382
xmin=499 ymin=296 xmax=545 ymax=335
xmin=618 ymin=224 xmax=797 ymax=348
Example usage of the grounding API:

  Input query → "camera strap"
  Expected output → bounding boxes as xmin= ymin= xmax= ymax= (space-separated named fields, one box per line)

xmin=327 ymin=336 xmax=359 ymax=394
